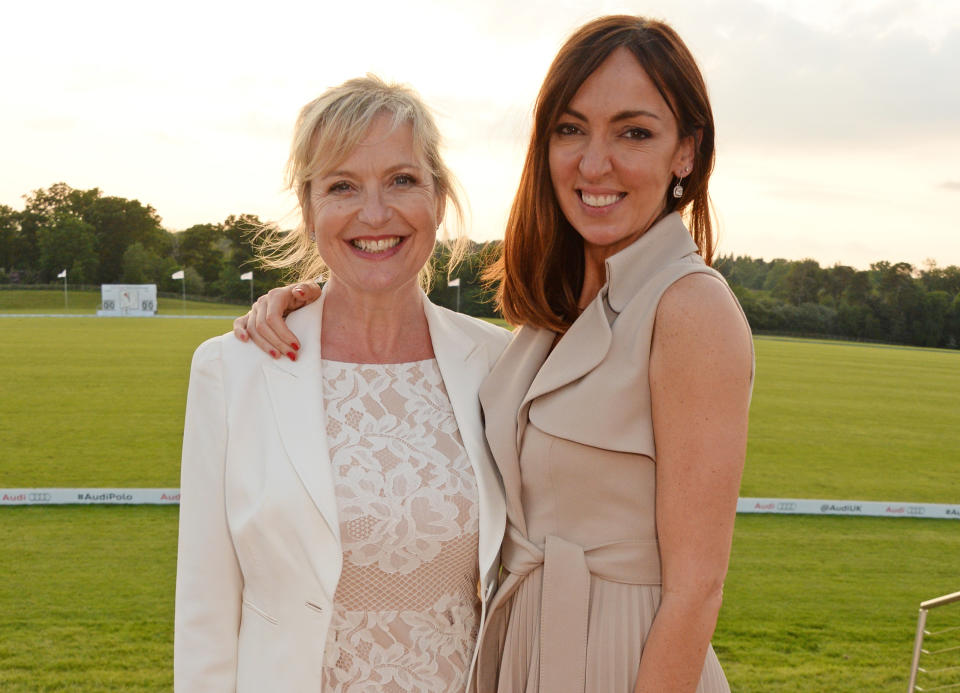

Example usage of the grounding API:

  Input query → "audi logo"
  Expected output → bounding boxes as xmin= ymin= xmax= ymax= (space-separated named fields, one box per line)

xmin=28 ymin=493 xmax=52 ymax=502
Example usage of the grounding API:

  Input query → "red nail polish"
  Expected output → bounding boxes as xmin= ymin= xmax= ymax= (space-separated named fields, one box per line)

xmin=269 ymin=350 xmax=278 ymax=358
xmin=291 ymin=342 xmax=300 ymax=351
xmin=287 ymin=351 xmax=297 ymax=361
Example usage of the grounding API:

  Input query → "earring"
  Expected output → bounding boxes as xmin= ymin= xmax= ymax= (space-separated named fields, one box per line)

xmin=672 ymin=166 xmax=692 ymax=199
xmin=672 ymin=179 xmax=684 ymax=199
xmin=308 ymin=231 xmax=316 ymax=242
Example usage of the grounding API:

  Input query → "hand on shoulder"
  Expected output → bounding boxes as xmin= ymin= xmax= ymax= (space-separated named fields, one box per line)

xmin=232 ymin=281 xmax=323 ymax=360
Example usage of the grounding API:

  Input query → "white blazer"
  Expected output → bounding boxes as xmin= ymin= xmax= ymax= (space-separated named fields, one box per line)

xmin=174 ymin=292 xmax=511 ymax=692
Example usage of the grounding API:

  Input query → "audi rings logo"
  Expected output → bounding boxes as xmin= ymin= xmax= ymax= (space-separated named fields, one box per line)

xmin=28 ymin=492 xmax=52 ymax=502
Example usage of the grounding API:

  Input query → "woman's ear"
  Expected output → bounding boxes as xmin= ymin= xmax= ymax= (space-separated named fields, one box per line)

xmin=674 ymin=131 xmax=698 ymax=177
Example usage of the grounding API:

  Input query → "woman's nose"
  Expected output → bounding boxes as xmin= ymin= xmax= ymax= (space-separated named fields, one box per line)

xmin=578 ymin=137 xmax=613 ymax=179
xmin=357 ymin=189 xmax=393 ymax=227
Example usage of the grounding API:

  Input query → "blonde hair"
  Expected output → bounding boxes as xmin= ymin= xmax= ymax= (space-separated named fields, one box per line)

xmin=257 ymin=75 xmax=466 ymax=287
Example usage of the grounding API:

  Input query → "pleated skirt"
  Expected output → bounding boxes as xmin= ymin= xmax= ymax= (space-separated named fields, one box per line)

xmin=493 ymin=565 xmax=730 ymax=693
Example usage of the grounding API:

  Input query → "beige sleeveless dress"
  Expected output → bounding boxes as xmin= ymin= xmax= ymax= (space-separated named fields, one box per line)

xmin=474 ymin=214 xmax=748 ymax=692
xmin=320 ymin=359 xmax=481 ymax=692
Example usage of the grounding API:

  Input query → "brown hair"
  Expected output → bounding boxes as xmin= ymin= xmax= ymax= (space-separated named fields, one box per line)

xmin=486 ymin=15 xmax=716 ymax=331
xmin=256 ymin=74 xmax=466 ymax=288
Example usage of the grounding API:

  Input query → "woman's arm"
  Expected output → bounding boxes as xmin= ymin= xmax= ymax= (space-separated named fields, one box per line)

xmin=634 ymin=273 xmax=753 ymax=693
xmin=232 ymin=281 xmax=323 ymax=358
xmin=174 ymin=339 xmax=243 ymax=691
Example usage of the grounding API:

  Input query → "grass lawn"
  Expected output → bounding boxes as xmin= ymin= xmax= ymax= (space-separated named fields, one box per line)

xmin=716 ymin=514 xmax=960 ymax=692
xmin=744 ymin=336 xmax=960 ymax=503
xmin=0 ymin=317 xmax=232 ymax=487
xmin=0 ymin=506 xmax=177 ymax=692
xmin=1 ymin=508 xmax=956 ymax=691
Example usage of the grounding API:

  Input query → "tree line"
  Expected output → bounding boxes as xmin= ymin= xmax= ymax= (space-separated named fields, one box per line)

xmin=0 ymin=183 xmax=286 ymax=300
xmin=2 ymin=183 xmax=959 ymax=348
xmin=716 ymin=255 xmax=960 ymax=348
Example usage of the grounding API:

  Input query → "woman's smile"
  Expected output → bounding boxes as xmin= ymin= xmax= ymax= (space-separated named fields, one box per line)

xmin=348 ymin=235 xmax=406 ymax=255
xmin=578 ymin=190 xmax=626 ymax=210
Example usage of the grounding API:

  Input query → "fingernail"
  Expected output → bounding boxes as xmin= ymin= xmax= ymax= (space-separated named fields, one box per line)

xmin=286 ymin=352 xmax=297 ymax=361
xmin=294 ymin=288 xmax=305 ymax=296
xmin=291 ymin=342 xmax=300 ymax=351
xmin=269 ymin=349 xmax=278 ymax=358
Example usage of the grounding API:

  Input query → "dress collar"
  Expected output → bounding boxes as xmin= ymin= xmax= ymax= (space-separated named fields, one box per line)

xmin=602 ymin=212 xmax=700 ymax=314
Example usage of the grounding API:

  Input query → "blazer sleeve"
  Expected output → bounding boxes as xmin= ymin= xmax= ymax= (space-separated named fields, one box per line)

xmin=174 ymin=337 xmax=242 ymax=691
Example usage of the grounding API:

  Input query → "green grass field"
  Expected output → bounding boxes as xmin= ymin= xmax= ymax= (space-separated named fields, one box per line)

xmin=1 ymin=293 xmax=959 ymax=691
xmin=716 ymin=515 xmax=960 ymax=692
xmin=0 ymin=507 xmax=176 ymax=692
xmin=2 ymin=509 xmax=956 ymax=692
xmin=0 ymin=316 xmax=233 ymax=487
xmin=744 ymin=336 xmax=960 ymax=502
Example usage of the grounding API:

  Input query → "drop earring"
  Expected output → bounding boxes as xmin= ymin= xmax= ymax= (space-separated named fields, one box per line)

xmin=672 ymin=166 xmax=691 ymax=199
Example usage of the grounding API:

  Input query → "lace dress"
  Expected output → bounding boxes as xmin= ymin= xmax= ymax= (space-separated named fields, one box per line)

xmin=320 ymin=358 xmax=480 ymax=693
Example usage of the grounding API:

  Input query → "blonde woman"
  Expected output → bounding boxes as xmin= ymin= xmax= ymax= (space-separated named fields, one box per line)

xmin=175 ymin=77 xmax=510 ymax=691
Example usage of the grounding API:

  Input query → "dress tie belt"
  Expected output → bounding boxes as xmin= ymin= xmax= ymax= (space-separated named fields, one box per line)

xmin=500 ymin=526 xmax=662 ymax=693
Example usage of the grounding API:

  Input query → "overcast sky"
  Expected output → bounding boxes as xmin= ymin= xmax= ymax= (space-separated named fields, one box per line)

xmin=2 ymin=0 xmax=959 ymax=269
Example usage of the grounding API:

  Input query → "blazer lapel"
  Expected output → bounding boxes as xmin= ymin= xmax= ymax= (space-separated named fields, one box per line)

xmin=423 ymin=294 xmax=505 ymax=580
xmin=260 ymin=297 xmax=341 ymax=544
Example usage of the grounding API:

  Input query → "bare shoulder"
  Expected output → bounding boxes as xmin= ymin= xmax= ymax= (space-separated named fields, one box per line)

xmin=653 ymin=272 xmax=753 ymax=378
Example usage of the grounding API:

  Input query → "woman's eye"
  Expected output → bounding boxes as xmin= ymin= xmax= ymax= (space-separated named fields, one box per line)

xmin=393 ymin=173 xmax=417 ymax=186
xmin=328 ymin=181 xmax=352 ymax=193
xmin=624 ymin=127 xmax=651 ymax=140
xmin=555 ymin=123 xmax=581 ymax=136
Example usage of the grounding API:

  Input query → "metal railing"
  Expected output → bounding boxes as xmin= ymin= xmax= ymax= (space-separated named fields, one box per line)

xmin=909 ymin=590 xmax=960 ymax=692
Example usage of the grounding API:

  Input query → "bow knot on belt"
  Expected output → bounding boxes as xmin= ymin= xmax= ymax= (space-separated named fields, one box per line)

xmin=498 ymin=526 xmax=661 ymax=693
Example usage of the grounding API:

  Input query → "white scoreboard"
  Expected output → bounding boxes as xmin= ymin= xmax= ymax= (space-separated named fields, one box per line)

xmin=97 ymin=284 xmax=157 ymax=316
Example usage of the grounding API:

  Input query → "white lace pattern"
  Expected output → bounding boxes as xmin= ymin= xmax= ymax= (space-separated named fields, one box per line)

xmin=321 ymin=359 xmax=480 ymax=692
